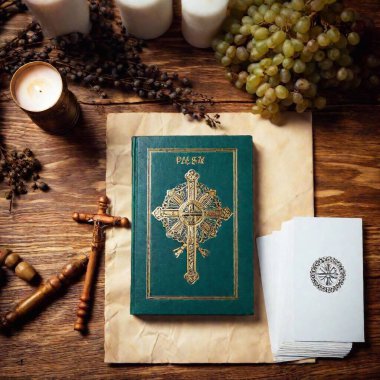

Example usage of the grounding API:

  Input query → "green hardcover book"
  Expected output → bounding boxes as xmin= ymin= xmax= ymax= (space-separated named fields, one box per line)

xmin=131 ymin=136 xmax=254 ymax=315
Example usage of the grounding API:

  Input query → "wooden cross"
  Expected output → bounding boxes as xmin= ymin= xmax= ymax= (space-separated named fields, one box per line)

xmin=153 ymin=169 xmax=232 ymax=285
xmin=72 ymin=195 xmax=129 ymax=333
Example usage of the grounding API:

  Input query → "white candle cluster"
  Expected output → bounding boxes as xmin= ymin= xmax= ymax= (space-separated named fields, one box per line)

xmin=23 ymin=0 xmax=228 ymax=46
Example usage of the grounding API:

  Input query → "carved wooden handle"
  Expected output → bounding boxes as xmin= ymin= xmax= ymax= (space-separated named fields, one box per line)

xmin=1 ymin=255 xmax=88 ymax=331
xmin=74 ymin=245 xmax=100 ymax=333
xmin=74 ymin=294 xmax=93 ymax=332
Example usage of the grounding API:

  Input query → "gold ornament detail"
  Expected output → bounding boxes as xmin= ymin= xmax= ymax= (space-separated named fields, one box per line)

xmin=152 ymin=169 xmax=232 ymax=285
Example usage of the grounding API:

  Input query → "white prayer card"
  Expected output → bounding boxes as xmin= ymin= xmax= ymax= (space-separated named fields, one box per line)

xmin=292 ymin=217 xmax=364 ymax=343
xmin=257 ymin=232 xmax=280 ymax=352
xmin=258 ymin=230 xmax=304 ymax=362
xmin=257 ymin=216 xmax=364 ymax=362
xmin=275 ymin=221 xmax=295 ymax=350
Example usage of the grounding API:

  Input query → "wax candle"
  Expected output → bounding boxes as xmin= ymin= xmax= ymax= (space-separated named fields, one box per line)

xmin=181 ymin=0 xmax=229 ymax=48
xmin=10 ymin=62 xmax=80 ymax=134
xmin=23 ymin=0 xmax=91 ymax=38
xmin=115 ymin=0 xmax=173 ymax=40
xmin=13 ymin=64 xmax=62 ymax=112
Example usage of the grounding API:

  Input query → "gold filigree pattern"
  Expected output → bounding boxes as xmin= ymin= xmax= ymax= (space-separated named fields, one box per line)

xmin=152 ymin=169 xmax=232 ymax=285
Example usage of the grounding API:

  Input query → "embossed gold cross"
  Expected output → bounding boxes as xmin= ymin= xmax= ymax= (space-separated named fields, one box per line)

xmin=153 ymin=169 xmax=232 ymax=285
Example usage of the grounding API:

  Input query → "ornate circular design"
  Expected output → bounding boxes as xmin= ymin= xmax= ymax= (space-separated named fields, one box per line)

xmin=179 ymin=200 xmax=204 ymax=226
xmin=310 ymin=256 xmax=346 ymax=293
xmin=153 ymin=171 xmax=232 ymax=245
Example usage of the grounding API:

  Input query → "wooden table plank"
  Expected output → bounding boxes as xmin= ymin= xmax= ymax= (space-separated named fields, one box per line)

xmin=0 ymin=1 xmax=379 ymax=378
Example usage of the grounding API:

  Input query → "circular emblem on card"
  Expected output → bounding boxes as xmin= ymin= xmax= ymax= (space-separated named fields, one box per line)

xmin=310 ymin=256 xmax=346 ymax=293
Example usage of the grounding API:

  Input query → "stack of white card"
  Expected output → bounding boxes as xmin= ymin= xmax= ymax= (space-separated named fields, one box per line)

xmin=257 ymin=217 xmax=365 ymax=362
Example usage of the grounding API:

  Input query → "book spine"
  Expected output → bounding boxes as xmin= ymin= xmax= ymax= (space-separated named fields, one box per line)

xmin=130 ymin=137 xmax=137 ymax=314
xmin=251 ymin=140 xmax=255 ymax=315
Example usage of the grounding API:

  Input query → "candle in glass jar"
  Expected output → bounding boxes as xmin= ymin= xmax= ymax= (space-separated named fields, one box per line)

xmin=10 ymin=62 xmax=80 ymax=134
xmin=181 ymin=0 xmax=229 ymax=48
xmin=23 ymin=0 xmax=91 ymax=38
xmin=115 ymin=0 xmax=173 ymax=40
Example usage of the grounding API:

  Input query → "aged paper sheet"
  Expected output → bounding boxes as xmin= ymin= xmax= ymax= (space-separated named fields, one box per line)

xmin=105 ymin=112 xmax=313 ymax=363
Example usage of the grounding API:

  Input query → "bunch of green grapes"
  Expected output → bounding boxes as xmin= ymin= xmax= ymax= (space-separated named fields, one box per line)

xmin=212 ymin=0 xmax=379 ymax=122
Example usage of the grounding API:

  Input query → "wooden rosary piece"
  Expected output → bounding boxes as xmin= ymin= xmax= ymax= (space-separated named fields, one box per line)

xmin=0 ymin=254 xmax=88 ymax=331
xmin=0 ymin=249 xmax=39 ymax=284
xmin=72 ymin=195 xmax=129 ymax=333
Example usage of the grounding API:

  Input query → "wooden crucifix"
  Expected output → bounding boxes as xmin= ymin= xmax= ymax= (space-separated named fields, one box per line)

xmin=73 ymin=195 xmax=129 ymax=333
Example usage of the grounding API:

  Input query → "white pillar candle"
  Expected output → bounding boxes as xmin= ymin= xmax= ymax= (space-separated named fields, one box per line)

xmin=23 ymin=0 xmax=91 ymax=38
xmin=115 ymin=0 xmax=173 ymax=40
xmin=181 ymin=0 xmax=229 ymax=48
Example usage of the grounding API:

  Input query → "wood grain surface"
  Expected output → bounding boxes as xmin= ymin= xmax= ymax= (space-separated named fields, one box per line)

xmin=1 ymin=1 xmax=379 ymax=379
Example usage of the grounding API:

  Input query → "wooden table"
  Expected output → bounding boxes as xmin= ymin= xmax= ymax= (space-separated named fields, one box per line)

xmin=1 ymin=1 xmax=379 ymax=378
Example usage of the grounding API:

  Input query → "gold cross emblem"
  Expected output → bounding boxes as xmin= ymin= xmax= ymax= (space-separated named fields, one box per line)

xmin=152 ymin=169 xmax=232 ymax=285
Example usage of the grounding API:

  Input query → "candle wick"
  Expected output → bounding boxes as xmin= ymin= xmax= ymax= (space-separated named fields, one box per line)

xmin=33 ymin=85 xmax=43 ymax=94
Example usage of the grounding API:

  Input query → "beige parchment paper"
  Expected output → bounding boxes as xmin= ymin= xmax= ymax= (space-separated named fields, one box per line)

xmin=105 ymin=112 xmax=313 ymax=363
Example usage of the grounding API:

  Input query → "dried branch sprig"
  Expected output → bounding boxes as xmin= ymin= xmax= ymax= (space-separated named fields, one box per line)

xmin=0 ymin=143 xmax=48 ymax=213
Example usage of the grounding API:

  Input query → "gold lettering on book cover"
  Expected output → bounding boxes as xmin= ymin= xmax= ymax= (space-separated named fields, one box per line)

xmin=152 ymin=169 xmax=232 ymax=285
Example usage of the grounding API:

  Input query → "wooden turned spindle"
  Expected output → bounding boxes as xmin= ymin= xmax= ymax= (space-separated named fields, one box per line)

xmin=0 ymin=249 xmax=39 ymax=284
xmin=73 ymin=195 xmax=129 ymax=333
xmin=0 ymin=255 xmax=88 ymax=331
